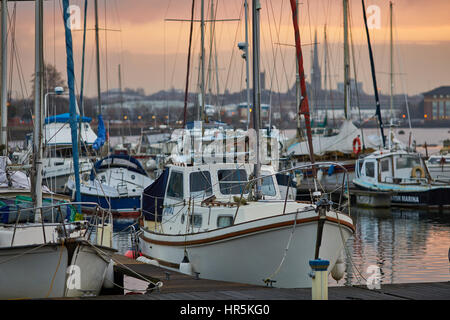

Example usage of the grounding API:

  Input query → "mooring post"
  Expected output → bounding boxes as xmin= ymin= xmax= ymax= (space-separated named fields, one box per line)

xmin=309 ymin=259 xmax=330 ymax=300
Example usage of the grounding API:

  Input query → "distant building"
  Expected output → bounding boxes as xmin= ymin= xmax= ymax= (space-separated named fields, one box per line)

xmin=337 ymin=79 xmax=364 ymax=95
xmin=422 ymin=86 xmax=450 ymax=121
xmin=310 ymin=30 xmax=321 ymax=92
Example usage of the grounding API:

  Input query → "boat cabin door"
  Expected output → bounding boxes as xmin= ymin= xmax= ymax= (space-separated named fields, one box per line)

xmin=163 ymin=169 xmax=185 ymax=218
xmin=361 ymin=159 xmax=378 ymax=184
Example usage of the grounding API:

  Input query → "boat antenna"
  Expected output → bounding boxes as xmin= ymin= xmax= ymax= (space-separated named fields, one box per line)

xmin=183 ymin=0 xmax=196 ymax=128
xmin=361 ymin=0 xmax=386 ymax=148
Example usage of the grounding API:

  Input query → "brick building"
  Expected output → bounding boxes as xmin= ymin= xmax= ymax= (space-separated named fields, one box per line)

xmin=423 ymin=86 xmax=450 ymax=121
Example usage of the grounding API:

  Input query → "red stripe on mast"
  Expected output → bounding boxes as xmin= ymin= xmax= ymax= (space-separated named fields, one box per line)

xmin=289 ymin=0 xmax=315 ymax=165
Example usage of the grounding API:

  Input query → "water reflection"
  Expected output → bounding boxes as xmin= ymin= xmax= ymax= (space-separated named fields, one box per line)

xmin=108 ymin=209 xmax=450 ymax=287
xmin=342 ymin=206 xmax=450 ymax=286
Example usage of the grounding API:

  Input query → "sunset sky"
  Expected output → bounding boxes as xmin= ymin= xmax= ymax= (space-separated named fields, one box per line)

xmin=5 ymin=0 xmax=450 ymax=100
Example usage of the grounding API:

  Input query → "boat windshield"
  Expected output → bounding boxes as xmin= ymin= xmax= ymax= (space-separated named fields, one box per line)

xmin=396 ymin=155 xmax=422 ymax=170
xmin=190 ymin=171 xmax=213 ymax=198
xmin=261 ymin=171 xmax=277 ymax=196
xmin=218 ymin=169 xmax=248 ymax=195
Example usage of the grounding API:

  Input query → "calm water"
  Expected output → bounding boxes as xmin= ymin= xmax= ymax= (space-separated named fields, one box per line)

xmin=340 ymin=207 xmax=450 ymax=287
xmin=110 ymin=208 xmax=450 ymax=287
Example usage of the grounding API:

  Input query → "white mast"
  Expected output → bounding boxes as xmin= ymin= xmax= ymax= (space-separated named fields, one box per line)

xmin=241 ymin=0 xmax=251 ymax=130
xmin=388 ymin=1 xmax=394 ymax=149
xmin=1 ymin=0 xmax=7 ymax=153
xmin=32 ymin=0 xmax=44 ymax=220
xmin=200 ymin=0 xmax=206 ymax=121
xmin=343 ymin=0 xmax=351 ymax=120
xmin=252 ymin=0 xmax=261 ymax=197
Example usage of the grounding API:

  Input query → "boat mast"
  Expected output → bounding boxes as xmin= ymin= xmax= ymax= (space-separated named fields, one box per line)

xmin=183 ymin=0 xmax=195 ymax=127
xmin=362 ymin=0 xmax=386 ymax=148
xmin=289 ymin=0 xmax=315 ymax=165
xmin=62 ymin=0 xmax=82 ymax=211
xmin=118 ymin=64 xmax=124 ymax=141
xmin=343 ymin=0 xmax=351 ymax=120
xmin=252 ymin=0 xmax=261 ymax=197
xmin=244 ymin=0 xmax=251 ymax=130
xmin=389 ymin=1 xmax=394 ymax=149
xmin=207 ymin=0 xmax=214 ymax=106
xmin=295 ymin=0 xmax=302 ymax=139
xmin=32 ymin=0 xmax=43 ymax=220
xmin=200 ymin=0 xmax=206 ymax=122
xmin=94 ymin=0 xmax=102 ymax=116
xmin=0 ymin=0 xmax=7 ymax=155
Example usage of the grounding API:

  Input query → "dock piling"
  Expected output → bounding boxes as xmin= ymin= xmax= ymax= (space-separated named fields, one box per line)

xmin=309 ymin=259 xmax=330 ymax=300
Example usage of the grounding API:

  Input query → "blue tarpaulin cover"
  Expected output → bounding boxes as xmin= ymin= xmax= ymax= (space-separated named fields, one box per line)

xmin=142 ymin=168 xmax=169 ymax=222
xmin=44 ymin=113 xmax=92 ymax=124
xmin=92 ymin=114 xmax=106 ymax=151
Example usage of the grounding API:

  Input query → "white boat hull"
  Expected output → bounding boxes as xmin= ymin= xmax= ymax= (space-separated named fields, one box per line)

xmin=140 ymin=211 xmax=354 ymax=288
xmin=65 ymin=242 xmax=115 ymax=297
xmin=0 ymin=240 xmax=115 ymax=299
xmin=0 ymin=243 xmax=69 ymax=299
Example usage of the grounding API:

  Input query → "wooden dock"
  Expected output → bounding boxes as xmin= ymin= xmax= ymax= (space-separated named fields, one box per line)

xmin=77 ymin=254 xmax=450 ymax=301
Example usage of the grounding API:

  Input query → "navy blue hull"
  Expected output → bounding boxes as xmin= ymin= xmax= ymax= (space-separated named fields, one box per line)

xmin=354 ymin=184 xmax=450 ymax=207
xmin=78 ymin=193 xmax=141 ymax=217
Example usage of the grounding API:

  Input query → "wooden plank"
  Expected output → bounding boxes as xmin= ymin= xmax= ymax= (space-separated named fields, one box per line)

xmin=70 ymin=254 xmax=450 ymax=300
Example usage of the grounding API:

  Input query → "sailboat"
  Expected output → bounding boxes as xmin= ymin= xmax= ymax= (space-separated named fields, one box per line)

xmin=0 ymin=0 xmax=115 ymax=299
xmin=137 ymin=0 xmax=354 ymax=288
xmin=66 ymin=153 xmax=154 ymax=219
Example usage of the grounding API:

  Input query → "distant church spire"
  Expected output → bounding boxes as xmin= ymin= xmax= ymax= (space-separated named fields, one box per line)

xmin=311 ymin=29 xmax=321 ymax=92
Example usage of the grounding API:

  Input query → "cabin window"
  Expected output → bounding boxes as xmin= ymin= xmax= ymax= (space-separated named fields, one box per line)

xmin=428 ymin=157 xmax=446 ymax=165
xmin=261 ymin=171 xmax=276 ymax=196
xmin=217 ymin=215 xmax=233 ymax=228
xmin=365 ymin=162 xmax=375 ymax=178
xmin=396 ymin=156 xmax=421 ymax=170
xmin=167 ymin=171 xmax=184 ymax=199
xmin=189 ymin=171 xmax=212 ymax=197
xmin=357 ymin=160 xmax=364 ymax=177
xmin=381 ymin=159 xmax=390 ymax=172
xmin=218 ymin=169 xmax=248 ymax=195
xmin=189 ymin=214 xmax=202 ymax=228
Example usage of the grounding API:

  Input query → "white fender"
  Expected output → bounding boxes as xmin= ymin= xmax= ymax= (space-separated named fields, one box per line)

xmin=331 ymin=251 xmax=346 ymax=283
xmin=179 ymin=255 xmax=193 ymax=275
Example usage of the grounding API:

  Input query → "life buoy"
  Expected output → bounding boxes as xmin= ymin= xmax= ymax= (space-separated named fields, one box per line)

xmin=411 ymin=166 xmax=425 ymax=179
xmin=353 ymin=137 xmax=362 ymax=155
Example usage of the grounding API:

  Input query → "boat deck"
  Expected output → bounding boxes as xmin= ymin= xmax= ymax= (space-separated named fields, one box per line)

xmin=70 ymin=254 xmax=450 ymax=300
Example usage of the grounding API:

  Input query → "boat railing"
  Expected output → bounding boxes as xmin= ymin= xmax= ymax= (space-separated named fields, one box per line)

xmin=232 ymin=162 xmax=350 ymax=224
xmin=2 ymin=201 xmax=112 ymax=247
